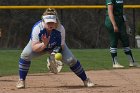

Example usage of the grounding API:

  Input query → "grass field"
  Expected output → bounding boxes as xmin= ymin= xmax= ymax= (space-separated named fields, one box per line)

xmin=0 ymin=49 xmax=140 ymax=76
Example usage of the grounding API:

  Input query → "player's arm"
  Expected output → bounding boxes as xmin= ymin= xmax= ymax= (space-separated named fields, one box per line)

xmin=108 ymin=4 xmax=118 ymax=32
xmin=32 ymin=42 xmax=46 ymax=52
xmin=31 ymin=24 xmax=50 ymax=52
xmin=32 ymin=34 xmax=50 ymax=52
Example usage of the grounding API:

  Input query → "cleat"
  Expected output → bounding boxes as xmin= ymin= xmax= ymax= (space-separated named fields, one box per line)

xmin=83 ymin=78 xmax=94 ymax=87
xmin=129 ymin=62 xmax=140 ymax=67
xmin=16 ymin=80 xmax=25 ymax=89
xmin=113 ymin=63 xmax=124 ymax=68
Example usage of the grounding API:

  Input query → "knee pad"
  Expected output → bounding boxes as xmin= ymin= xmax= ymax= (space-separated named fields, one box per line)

xmin=20 ymin=52 xmax=31 ymax=61
xmin=64 ymin=57 xmax=77 ymax=67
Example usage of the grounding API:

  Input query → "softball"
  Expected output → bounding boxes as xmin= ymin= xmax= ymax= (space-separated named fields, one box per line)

xmin=55 ymin=53 xmax=62 ymax=60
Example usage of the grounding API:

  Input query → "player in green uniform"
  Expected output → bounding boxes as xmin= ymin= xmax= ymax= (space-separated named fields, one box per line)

xmin=105 ymin=0 xmax=140 ymax=68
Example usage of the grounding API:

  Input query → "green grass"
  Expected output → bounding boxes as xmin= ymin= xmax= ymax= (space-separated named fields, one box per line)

xmin=0 ymin=49 xmax=140 ymax=76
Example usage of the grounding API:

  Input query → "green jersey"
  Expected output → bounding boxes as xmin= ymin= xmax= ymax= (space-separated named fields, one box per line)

xmin=106 ymin=0 xmax=124 ymax=16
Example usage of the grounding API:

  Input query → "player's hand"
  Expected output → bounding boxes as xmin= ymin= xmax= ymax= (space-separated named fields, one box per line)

xmin=113 ymin=25 xmax=119 ymax=32
xmin=41 ymin=34 xmax=50 ymax=46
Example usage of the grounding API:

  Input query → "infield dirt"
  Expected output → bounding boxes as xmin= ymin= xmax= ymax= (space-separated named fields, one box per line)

xmin=0 ymin=68 xmax=140 ymax=93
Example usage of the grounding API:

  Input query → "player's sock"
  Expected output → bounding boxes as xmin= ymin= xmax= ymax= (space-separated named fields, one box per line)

xmin=110 ymin=47 xmax=118 ymax=64
xmin=19 ymin=58 xmax=31 ymax=80
xmin=111 ymin=53 xmax=118 ymax=64
xmin=124 ymin=47 xmax=135 ymax=63
xmin=70 ymin=60 xmax=87 ymax=81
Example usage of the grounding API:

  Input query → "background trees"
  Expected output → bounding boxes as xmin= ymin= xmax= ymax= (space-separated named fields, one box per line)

xmin=0 ymin=0 xmax=139 ymax=49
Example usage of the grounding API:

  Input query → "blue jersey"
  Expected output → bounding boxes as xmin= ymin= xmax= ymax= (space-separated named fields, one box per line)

xmin=38 ymin=28 xmax=61 ymax=51
xmin=31 ymin=20 xmax=61 ymax=51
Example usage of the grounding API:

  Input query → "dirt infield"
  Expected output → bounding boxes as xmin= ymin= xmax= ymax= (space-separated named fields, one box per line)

xmin=0 ymin=68 xmax=140 ymax=93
